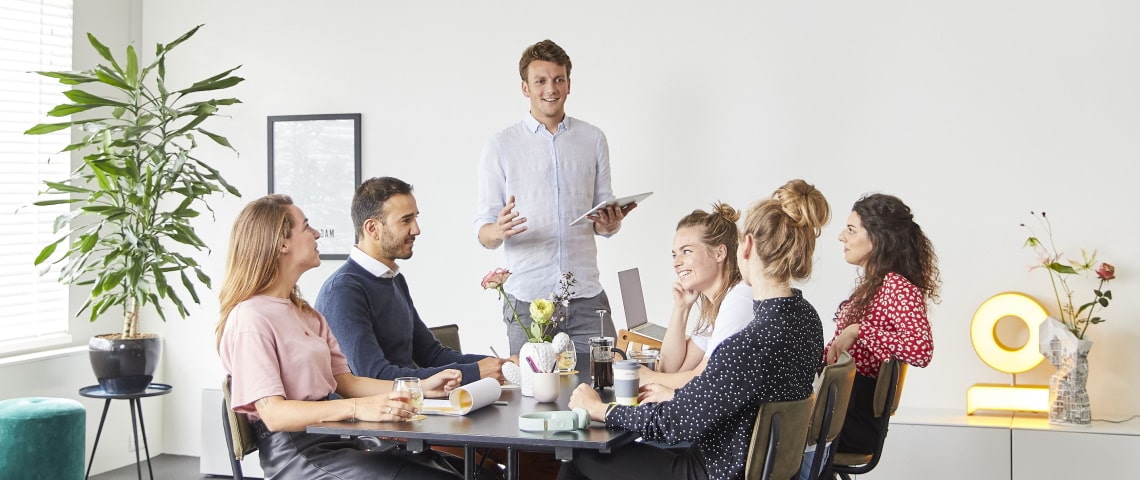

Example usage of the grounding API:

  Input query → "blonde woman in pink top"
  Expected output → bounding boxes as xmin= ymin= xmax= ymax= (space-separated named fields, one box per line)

xmin=216 ymin=194 xmax=463 ymax=479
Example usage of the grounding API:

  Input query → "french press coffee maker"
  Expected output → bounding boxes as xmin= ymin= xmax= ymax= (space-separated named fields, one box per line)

xmin=589 ymin=336 xmax=615 ymax=388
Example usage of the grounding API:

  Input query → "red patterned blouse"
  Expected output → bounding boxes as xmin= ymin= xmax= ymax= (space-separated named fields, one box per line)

xmin=826 ymin=272 xmax=933 ymax=378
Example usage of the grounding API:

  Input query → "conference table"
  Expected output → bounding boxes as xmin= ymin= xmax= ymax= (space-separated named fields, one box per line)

xmin=307 ymin=353 xmax=639 ymax=480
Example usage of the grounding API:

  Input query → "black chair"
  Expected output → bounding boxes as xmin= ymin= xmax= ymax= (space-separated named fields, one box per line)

xmin=827 ymin=358 xmax=907 ymax=480
xmin=221 ymin=375 xmax=258 ymax=480
xmin=744 ymin=394 xmax=815 ymax=480
xmin=429 ymin=324 xmax=463 ymax=353
xmin=805 ymin=353 xmax=856 ymax=480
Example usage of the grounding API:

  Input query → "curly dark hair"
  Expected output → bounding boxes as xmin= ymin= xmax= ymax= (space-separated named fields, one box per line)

xmin=844 ymin=194 xmax=941 ymax=321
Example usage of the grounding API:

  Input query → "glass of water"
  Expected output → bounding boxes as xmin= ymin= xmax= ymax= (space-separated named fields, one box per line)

xmin=556 ymin=340 xmax=577 ymax=373
xmin=393 ymin=377 xmax=424 ymax=416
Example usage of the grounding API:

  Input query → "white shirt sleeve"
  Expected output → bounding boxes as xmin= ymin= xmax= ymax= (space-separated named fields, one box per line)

xmin=704 ymin=283 xmax=755 ymax=358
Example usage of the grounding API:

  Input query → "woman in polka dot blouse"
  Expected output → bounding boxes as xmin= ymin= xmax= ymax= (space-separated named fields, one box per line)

xmin=824 ymin=193 xmax=941 ymax=455
xmin=560 ymin=179 xmax=830 ymax=480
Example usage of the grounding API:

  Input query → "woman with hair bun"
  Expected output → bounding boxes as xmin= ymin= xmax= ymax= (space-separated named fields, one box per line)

xmin=642 ymin=202 xmax=752 ymax=389
xmin=560 ymin=179 xmax=829 ymax=480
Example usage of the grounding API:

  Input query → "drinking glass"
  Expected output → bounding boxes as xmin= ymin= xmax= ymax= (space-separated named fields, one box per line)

xmin=393 ymin=377 xmax=424 ymax=417
xmin=556 ymin=340 xmax=577 ymax=373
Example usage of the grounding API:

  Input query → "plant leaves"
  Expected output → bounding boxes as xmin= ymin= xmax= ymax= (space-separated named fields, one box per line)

xmin=86 ymin=33 xmax=121 ymax=71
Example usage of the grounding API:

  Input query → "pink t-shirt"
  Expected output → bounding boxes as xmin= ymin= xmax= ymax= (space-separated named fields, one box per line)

xmin=219 ymin=295 xmax=351 ymax=419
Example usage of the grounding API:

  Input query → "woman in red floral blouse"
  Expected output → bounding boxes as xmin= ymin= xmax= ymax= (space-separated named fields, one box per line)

xmin=824 ymin=193 xmax=941 ymax=455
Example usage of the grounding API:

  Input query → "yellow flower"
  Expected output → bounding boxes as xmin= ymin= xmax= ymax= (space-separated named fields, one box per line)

xmin=530 ymin=299 xmax=555 ymax=324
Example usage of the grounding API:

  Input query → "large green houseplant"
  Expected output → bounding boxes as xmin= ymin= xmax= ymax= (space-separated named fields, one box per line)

xmin=27 ymin=25 xmax=242 ymax=393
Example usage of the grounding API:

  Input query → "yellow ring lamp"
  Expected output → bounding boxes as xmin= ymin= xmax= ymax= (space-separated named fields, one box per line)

xmin=967 ymin=292 xmax=1050 ymax=414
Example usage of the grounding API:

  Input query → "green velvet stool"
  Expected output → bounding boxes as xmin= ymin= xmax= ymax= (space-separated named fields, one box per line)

xmin=0 ymin=397 xmax=86 ymax=479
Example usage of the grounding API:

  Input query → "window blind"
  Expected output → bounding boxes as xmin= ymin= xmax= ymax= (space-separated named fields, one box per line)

xmin=0 ymin=0 xmax=74 ymax=354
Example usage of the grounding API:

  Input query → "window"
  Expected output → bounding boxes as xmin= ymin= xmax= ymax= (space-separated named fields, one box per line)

xmin=0 ymin=0 xmax=74 ymax=355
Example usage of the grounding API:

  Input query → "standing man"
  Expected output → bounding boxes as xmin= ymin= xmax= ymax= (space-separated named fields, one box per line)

xmin=475 ymin=39 xmax=637 ymax=355
xmin=318 ymin=176 xmax=509 ymax=385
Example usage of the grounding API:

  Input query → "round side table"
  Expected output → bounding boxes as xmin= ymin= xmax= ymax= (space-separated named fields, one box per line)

xmin=79 ymin=383 xmax=172 ymax=480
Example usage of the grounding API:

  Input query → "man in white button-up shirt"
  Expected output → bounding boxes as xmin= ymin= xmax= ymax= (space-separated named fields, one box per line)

xmin=475 ymin=39 xmax=638 ymax=355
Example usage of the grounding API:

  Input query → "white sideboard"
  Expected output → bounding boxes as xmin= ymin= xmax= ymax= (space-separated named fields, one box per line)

xmin=868 ymin=408 xmax=1140 ymax=479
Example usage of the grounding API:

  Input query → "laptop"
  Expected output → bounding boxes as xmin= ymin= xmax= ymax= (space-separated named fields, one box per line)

xmin=617 ymin=268 xmax=668 ymax=341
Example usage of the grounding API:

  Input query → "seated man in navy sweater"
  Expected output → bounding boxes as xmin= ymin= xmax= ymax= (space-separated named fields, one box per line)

xmin=316 ymin=176 xmax=510 ymax=385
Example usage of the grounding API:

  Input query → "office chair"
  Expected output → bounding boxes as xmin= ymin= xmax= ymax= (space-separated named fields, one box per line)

xmin=805 ymin=353 xmax=856 ymax=480
xmin=827 ymin=358 xmax=908 ymax=480
xmin=221 ymin=375 xmax=258 ymax=480
xmin=428 ymin=324 xmax=463 ymax=353
xmin=744 ymin=394 xmax=815 ymax=480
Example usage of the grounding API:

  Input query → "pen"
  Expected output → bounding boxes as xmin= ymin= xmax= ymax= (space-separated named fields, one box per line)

xmin=490 ymin=346 xmax=501 ymax=358
xmin=525 ymin=356 xmax=541 ymax=373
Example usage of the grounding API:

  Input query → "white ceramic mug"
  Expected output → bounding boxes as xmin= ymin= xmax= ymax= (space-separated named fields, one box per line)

xmin=532 ymin=372 xmax=561 ymax=403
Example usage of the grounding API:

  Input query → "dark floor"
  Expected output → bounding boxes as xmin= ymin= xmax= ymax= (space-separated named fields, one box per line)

xmin=90 ymin=454 xmax=214 ymax=480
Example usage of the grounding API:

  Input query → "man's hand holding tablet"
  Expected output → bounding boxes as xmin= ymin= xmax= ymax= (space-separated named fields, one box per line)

xmin=570 ymin=191 xmax=653 ymax=227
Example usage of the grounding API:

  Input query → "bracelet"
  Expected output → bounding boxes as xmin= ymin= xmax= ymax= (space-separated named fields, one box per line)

xmin=603 ymin=402 xmax=618 ymax=419
xmin=352 ymin=398 xmax=357 ymax=422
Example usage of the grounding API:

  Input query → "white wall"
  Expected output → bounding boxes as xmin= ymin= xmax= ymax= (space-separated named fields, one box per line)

xmin=12 ymin=0 xmax=1138 ymax=468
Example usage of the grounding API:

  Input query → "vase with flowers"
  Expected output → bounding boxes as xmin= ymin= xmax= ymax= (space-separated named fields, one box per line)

xmin=1022 ymin=211 xmax=1117 ymax=425
xmin=482 ymin=268 xmax=575 ymax=396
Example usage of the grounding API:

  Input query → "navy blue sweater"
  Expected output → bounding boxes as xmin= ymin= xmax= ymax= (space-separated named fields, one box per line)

xmin=315 ymin=259 xmax=487 ymax=384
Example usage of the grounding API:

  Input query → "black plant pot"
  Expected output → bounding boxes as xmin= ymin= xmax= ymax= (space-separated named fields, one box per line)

xmin=88 ymin=334 xmax=162 ymax=394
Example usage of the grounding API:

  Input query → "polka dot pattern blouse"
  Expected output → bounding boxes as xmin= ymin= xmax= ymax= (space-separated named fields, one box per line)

xmin=607 ymin=289 xmax=824 ymax=480
xmin=826 ymin=272 xmax=933 ymax=378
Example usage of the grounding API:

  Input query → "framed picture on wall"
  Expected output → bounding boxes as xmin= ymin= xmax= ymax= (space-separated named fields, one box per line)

xmin=268 ymin=113 xmax=362 ymax=260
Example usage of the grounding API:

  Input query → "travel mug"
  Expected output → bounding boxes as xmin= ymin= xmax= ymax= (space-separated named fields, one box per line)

xmin=613 ymin=360 xmax=640 ymax=406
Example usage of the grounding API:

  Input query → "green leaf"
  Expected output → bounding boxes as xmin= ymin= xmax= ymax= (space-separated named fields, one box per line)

xmin=45 ymin=103 xmax=101 ymax=117
xmin=125 ymin=45 xmax=139 ymax=89
xmin=1104 ymin=290 xmax=1112 ymax=300
xmin=34 ymin=242 xmax=59 ymax=265
xmin=1099 ymin=298 xmax=1109 ymax=307
xmin=93 ymin=67 xmax=131 ymax=90
xmin=33 ymin=198 xmax=80 ymax=206
xmin=1024 ymin=237 xmax=1041 ymax=247
xmin=1046 ymin=262 xmax=1077 ymax=275
xmin=177 ymin=76 xmax=244 ymax=95
xmin=194 ymin=267 xmax=211 ymax=288
xmin=63 ymin=89 xmax=124 ymax=107
xmin=163 ymin=24 xmax=203 ymax=53
xmin=101 ymin=269 xmax=126 ymax=293
xmin=197 ymin=128 xmax=232 ymax=149
xmin=180 ymin=271 xmax=200 ymax=304
xmin=86 ymin=33 xmax=120 ymax=70
xmin=36 ymin=71 xmax=99 ymax=85
xmin=43 ymin=181 xmax=89 ymax=194
xmin=25 ymin=122 xmax=73 ymax=135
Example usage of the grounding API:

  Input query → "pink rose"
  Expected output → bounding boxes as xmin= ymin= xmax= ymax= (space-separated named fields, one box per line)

xmin=482 ymin=268 xmax=512 ymax=289
xmin=1096 ymin=263 xmax=1115 ymax=281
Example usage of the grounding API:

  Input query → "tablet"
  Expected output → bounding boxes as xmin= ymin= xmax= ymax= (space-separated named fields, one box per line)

xmin=569 ymin=191 xmax=653 ymax=226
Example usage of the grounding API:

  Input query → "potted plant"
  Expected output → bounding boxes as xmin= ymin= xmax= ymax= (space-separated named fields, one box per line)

xmin=26 ymin=25 xmax=242 ymax=394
